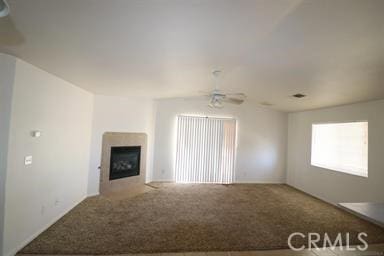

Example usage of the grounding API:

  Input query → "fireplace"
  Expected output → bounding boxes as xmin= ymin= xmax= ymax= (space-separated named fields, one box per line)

xmin=100 ymin=132 xmax=147 ymax=195
xmin=109 ymin=146 xmax=141 ymax=180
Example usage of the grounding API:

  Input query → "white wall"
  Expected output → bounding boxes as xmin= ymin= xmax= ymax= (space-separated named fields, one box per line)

xmin=87 ymin=95 xmax=155 ymax=196
xmin=0 ymin=54 xmax=16 ymax=255
xmin=287 ymin=100 xmax=384 ymax=204
xmin=152 ymin=99 xmax=288 ymax=183
xmin=2 ymin=56 xmax=94 ymax=256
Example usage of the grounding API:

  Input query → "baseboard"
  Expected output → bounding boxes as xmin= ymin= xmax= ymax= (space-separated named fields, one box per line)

xmin=5 ymin=195 xmax=87 ymax=256
xmin=87 ymin=192 xmax=100 ymax=197
xmin=150 ymin=179 xmax=175 ymax=183
xmin=234 ymin=181 xmax=286 ymax=184
xmin=149 ymin=180 xmax=286 ymax=184
xmin=285 ymin=183 xmax=338 ymax=207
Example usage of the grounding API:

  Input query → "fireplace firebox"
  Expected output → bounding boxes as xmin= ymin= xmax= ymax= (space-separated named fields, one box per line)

xmin=109 ymin=146 xmax=141 ymax=180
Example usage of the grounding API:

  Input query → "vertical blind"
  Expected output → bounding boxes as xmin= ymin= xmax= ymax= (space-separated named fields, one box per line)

xmin=175 ymin=115 xmax=236 ymax=183
xmin=311 ymin=121 xmax=368 ymax=177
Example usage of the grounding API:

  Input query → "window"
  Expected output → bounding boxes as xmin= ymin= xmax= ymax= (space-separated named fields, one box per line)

xmin=311 ymin=122 xmax=368 ymax=177
xmin=175 ymin=115 xmax=236 ymax=184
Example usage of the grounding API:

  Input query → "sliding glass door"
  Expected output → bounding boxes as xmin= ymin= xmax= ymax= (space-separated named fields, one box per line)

xmin=175 ymin=115 xmax=236 ymax=184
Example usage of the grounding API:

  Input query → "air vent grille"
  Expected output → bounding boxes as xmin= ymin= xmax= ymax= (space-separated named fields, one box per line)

xmin=292 ymin=93 xmax=306 ymax=98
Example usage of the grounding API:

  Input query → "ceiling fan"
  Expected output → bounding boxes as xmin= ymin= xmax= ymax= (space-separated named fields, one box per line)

xmin=200 ymin=70 xmax=246 ymax=108
xmin=0 ymin=0 xmax=10 ymax=17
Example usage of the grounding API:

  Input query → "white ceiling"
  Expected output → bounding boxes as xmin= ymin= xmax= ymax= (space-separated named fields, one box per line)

xmin=1 ymin=0 xmax=384 ymax=112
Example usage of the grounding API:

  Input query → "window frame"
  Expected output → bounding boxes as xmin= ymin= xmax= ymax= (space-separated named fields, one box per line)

xmin=310 ymin=121 xmax=368 ymax=178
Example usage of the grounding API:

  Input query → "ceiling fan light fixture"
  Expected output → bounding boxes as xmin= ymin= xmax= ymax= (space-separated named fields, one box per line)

xmin=208 ymin=97 xmax=223 ymax=108
xmin=0 ymin=0 xmax=10 ymax=17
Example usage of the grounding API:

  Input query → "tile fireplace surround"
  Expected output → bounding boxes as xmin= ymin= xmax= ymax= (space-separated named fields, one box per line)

xmin=99 ymin=132 xmax=147 ymax=195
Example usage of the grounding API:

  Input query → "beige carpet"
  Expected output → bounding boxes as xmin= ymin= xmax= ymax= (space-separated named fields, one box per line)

xmin=20 ymin=184 xmax=384 ymax=255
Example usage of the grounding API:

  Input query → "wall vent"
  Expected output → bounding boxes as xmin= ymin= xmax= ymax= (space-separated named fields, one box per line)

xmin=260 ymin=102 xmax=274 ymax=106
xmin=292 ymin=93 xmax=306 ymax=98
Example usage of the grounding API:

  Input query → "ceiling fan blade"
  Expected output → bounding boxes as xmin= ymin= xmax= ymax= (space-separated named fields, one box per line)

xmin=223 ymin=97 xmax=244 ymax=105
xmin=198 ymin=90 xmax=214 ymax=95
xmin=224 ymin=92 xmax=246 ymax=98
xmin=184 ymin=94 xmax=211 ymax=99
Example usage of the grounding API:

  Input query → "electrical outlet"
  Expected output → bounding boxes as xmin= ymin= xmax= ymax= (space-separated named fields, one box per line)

xmin=41 ymin=205 xmax=45 ymax=215
xmin=54 ymin=199 xmax=60 ymax=206
xmin=24 ymin=156 xmax=32 ymax=165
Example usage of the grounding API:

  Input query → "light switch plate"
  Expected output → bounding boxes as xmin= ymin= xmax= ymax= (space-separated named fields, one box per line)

xmin=24 ymin=156 xmax=32 ymax=165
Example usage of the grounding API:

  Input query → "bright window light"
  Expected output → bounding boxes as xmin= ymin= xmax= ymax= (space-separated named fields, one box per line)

xmin=175 ymin=115 xmax=236 ymax=184
xmin=311 ymin=122 xmax=368 ymax=177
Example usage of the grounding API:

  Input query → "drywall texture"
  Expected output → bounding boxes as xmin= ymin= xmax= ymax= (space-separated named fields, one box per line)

xmin=87 ymin=95 xmax=155 ymax=196
xmin=287 ymin=99 xmax=384 ymax=204
xmin=152 ymin=99 xmax=288 ymax=183
xmin=0 ymin=54 xmax=16 ymax=255
xmin=3 ymin=56 xmax=94 ymax=256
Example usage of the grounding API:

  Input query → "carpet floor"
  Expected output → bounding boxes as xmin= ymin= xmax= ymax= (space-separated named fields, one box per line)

xmin=20 ymin=184 xmax=384 ymax=254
